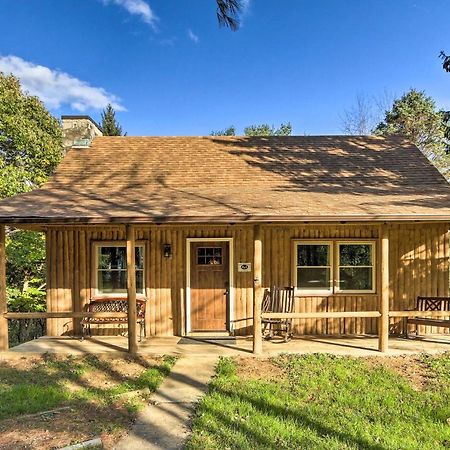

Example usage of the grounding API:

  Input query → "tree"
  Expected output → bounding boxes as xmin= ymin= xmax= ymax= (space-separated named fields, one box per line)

xmin=443 ymin=111 xmax=450 ymax=153
xmin=211 ymin=122 xmax=293 ymax=136
xmin=340 ymin=91 xmax=395 ymax=136
xmin=0 ymin=73 xmax=63 ymax=198
xmin=244 ymin=122 xmax=292 ymax=136
xmin=100 ymin=103 xmax=124 ymax=136
xmin=6 ymin=230 xmax=46 ymax=289
xmin=374 ymin=89 xmax=449 ymax=176
xmin=440 ymin=51 xmax=450 ymax=72
xmin=340 ymin=94 xmax=374 ymax=135
xmin=216 ymin=0 xmax=242 ymax=31
xmin=0 ymin=73 xmax=62 ymax=326
xmin=210 ymin=125 xmax=236 ymax=136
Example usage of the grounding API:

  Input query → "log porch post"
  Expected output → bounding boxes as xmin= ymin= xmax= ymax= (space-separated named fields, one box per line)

xmin=379 ymin=225 xmax=389 ymax=352
xmin=126 ymin=224 xmax=138 ymax=355
xmin=0 ymin=225 xmax=8 ymax=351
xmin=253 ymin=224 xmax=263 ymax=355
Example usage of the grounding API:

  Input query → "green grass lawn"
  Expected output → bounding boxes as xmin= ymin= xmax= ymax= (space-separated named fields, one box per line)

xmin=0 ymin=354 xmax=176 ymax=419
xmin=0 ymin=354 xmax=176 ymax=448
xmin=188 ymin=353 xmax=450 ymax=450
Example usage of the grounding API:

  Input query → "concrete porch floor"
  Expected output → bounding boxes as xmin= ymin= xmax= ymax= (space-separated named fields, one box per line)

xmin=3 ymin=334 xmax=450 ymax=358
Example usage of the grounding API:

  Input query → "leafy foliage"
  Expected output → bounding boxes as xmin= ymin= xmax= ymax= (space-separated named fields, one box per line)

xmin=244 ymin=122 xmax=292 ymax=136
xmin=443 ymin=111 xmax=450 ymax=154
xmin=6 ymin=230 xmax=46 ymax=341
xmin=374 ymin=89 xmax=449 ymax=177
xmin=0 ymin=74 xmax=61 ymax=322
xmin=0 ymin=72 xmax=63 ymax=198
xmin=6 ymin=285 xmax=46 ymax=313
xmin=210 ymin=122 xmax=292 ymax=136
xmin=210 ymin=125 xmax=236 ymax=136
xmin=6 ymin=230 xmax=46 ymax=287
xmin=100 ymin=103 xmax=124 ymax=136
xmin=6 ymin=231 xmax=46 ymax=343
xmin=440 ymin=51 xmax=450 ymax=73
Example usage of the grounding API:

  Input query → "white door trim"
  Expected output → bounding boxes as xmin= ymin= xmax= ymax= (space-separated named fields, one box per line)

xmin=186 ymin=237 xmax=234 ymax=334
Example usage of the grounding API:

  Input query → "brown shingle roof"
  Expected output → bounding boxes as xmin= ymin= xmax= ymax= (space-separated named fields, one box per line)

xmin=1 ymin=135 xmax=450 ymax=224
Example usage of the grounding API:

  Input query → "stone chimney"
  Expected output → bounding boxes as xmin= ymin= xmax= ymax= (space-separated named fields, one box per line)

xmin=61 ymin=115 xmax=103 ymax=152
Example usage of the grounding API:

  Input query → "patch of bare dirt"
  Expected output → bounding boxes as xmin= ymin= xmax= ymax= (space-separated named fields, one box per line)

xmin=0 ymin=403 xmax=130 ymax=450
xmin=236 ymin=356 xmax=285 ymax=381
xmin=0 ymin=354 xmax=167 ymax=450
xmin=235 ymin=354 xmax=435 ymax=391
xmin=364 ymin=354 xmax=431 ymax=391
xmin=0 ymin=356 xmax=43 ymax=371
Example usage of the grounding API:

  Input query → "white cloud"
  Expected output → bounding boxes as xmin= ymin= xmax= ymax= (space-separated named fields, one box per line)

xmin=241 ymin=0 xmax=251 ymax=13
xmin=240 ymin=0 xmax=251 ymax=26
xmin=104 ymin=0 xmax=158 ymax=28
xmin=0 ymin=55 xmax=125 ymax=112
xmin=187 ymin=29 xmax=199 ymax=44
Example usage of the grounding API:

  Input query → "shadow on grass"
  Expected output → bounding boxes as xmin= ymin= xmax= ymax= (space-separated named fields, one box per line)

xmin=188 ymin=354 xmax=450 ymax=450
xmin=0 ymin=353 xmax=176 ymax=421
xmin=196 ymin=384 xmax=386 ymax=450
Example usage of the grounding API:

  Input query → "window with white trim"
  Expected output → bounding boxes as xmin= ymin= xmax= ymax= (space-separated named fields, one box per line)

xmin=95 ymin=244 xmax=144 ymax=295
xmin=295 ymin=242 xmax=332 ymax=294
xmin=294 ymin=241 xmax=375 ymax=294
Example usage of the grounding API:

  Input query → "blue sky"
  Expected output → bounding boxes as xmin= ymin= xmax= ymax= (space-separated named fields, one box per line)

xmin=0 ymin=0 xmax=449 ymax=135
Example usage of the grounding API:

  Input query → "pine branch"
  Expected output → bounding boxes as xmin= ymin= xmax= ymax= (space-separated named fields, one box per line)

xmin=216 ymin=0 xmax=242 ymax=31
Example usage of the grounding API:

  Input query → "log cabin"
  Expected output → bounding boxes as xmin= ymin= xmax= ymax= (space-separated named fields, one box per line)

xmin=0 ymin=134 xmax=450 ymax=354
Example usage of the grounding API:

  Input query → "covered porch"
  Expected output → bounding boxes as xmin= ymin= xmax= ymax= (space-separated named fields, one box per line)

xmin=6 ymin=334 xmax=450 ymax=358
xmin=1 ymin=222 xmax=450 ymax=356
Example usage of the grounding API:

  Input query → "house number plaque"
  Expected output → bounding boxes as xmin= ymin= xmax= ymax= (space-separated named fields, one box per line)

xmin=238 ymin=262 xmax=252 ymax=272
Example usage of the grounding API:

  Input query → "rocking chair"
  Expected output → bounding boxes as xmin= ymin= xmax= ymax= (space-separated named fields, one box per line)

xmin=261 ymin=286 xmax=295 ymax=341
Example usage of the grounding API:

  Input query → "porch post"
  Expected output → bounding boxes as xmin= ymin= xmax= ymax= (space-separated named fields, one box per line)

xmin=253 ymin=224 xmax=263 ymax=355
xmin=379 ymin=225 xmax=389 ymax=352
xmin=0 ymin=225 xmax=8 ymax=351
xmin=126 ymin=224 xmax=138 ymax=355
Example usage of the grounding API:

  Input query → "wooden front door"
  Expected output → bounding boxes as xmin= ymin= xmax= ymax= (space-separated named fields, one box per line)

xmin=190 ymin=242 xmax=230 ymax=332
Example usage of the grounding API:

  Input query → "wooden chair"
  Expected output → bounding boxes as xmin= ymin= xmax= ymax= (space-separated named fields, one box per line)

xmin=262 ymin=286 xmax=295 ymax=341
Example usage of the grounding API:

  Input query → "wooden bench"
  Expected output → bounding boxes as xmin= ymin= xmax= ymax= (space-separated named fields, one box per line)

xmin=262 ymin=286 xmax=295 ymax=341
xmin=81 ymin=297 xmax=146 ymax=341
xmin=406 ymin=296 xmax=450 ymax=337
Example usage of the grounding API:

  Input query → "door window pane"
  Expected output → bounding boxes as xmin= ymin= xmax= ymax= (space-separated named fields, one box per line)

xmin=197 ymin=247 xmax=222 ymax=265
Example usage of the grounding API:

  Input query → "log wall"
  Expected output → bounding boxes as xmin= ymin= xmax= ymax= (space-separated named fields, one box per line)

xmin=45 ymin=222 xmax=449 ymax=337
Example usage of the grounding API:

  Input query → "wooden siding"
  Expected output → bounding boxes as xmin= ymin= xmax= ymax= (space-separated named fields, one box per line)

xmin=45 ymin=223 xmax=449 ymax=337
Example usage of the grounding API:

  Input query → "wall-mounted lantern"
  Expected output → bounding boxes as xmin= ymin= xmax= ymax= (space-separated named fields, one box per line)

xmin=163 ymin=243 xmax=172 ymax=258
